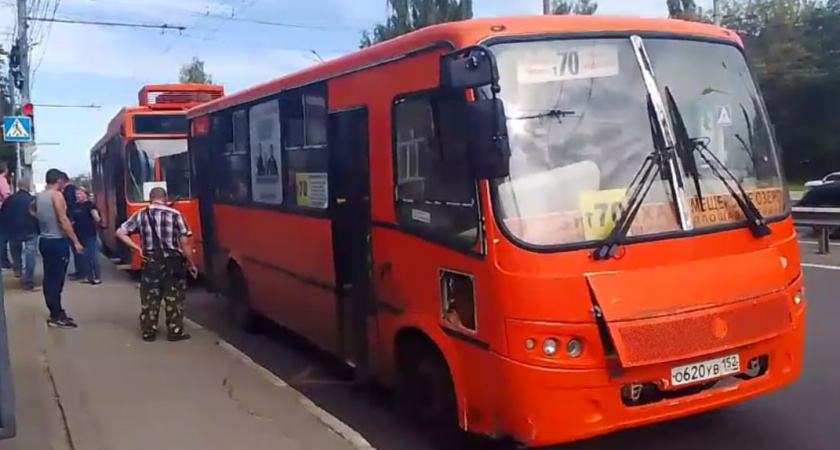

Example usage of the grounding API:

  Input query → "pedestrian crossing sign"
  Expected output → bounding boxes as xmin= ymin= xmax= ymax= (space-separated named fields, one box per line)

xmin=3 ymin=116 xmax=32 ymax=143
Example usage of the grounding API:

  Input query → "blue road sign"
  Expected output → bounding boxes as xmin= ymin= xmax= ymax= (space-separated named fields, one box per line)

xmin=3 ymin=116 xmax=32 ymax=143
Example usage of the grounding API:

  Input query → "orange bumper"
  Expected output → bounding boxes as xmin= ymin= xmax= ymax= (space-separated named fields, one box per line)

xmin=494 ymin=306 xmax=805 ymax=447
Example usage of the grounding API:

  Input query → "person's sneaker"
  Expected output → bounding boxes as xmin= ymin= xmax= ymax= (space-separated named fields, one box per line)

xmin=91 ymin=280 xmax=102 ymax=286
xmin=47 ymin=317 xmax=78 ymax=329
xmin=166 ymin=333 xmax=191 ymax=342
xmin=142 ymin=333 xmax=157 ymax=342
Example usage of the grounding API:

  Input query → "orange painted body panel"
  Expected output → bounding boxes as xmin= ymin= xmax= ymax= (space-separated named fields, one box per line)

xmin=187 ymin=16 xmax=804 ymax=448
xmin=124 ymin=202 xmax=147 ymax=271
xmin=169 ymin=200 xmax=204 ymax=274
xmin=214 ymin=205 xmax=339 ymax=354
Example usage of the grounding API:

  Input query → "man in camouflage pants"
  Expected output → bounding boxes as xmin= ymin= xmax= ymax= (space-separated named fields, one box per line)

xmin=116 ymin=187 xmax=198 ymax=342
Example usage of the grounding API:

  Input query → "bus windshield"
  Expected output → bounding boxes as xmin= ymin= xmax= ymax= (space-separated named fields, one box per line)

xmin=487 ymin=36 xmax=785 ymax=248
xmin=127 ymin=139 xmax=192 ymax=202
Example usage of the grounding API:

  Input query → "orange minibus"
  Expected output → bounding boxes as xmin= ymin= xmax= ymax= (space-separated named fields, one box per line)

xmin=187 ymin=16 xmax=804 ymax=447
xmin=91 ymin=84 xmax=224 ymax=274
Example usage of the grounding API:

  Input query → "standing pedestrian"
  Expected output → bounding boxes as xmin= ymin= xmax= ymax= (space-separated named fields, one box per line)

xmin=32 ymin=169 xmax=84 ymax=328
xmin=4 ymin=176 xmax=39 ymax=292
xmin=0 ymin=162 xmax=14 ymax=269
xmin=62 ymin=181 xmax=81 ymax=280
xmin=70 ymin=187 xmax=102 ymax=285
xmin=116 ymin=187 xmax=197 ymax=342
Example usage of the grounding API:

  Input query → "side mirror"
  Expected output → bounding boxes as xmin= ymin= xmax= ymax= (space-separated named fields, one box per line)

xmin=439 ymin=46 xmax=510 ymax=181
xmin=440 ymin=46 xmax=499 ymax=91
xmin=465 ymin=98 xmax=511 ymax=180
xmin=436 ymin=96 xmax=511 ymax=181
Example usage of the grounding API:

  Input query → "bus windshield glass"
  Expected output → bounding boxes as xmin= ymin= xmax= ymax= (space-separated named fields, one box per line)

xmin=487 ymin=36 xmax=785 ymax=248
xmin=133 ymin=114 xmax=188 ymax=135
xmin=127 ymin=139 xmax=192 ymax=202
xmin=126 ymin=141 xmax=156 ymax=203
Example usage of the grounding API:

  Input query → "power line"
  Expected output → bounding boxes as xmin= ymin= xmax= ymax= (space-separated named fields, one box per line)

xmin=26 ymin=16 xmax=187 ymax=32
xmin=197 ymin=11 xmax=362 ymax=31
xmin=33 ymin=103 xmax=101 ymax=109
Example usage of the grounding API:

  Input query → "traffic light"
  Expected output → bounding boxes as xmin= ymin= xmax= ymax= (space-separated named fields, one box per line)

xmin=21 ymin=103 xmax=33 ymax=118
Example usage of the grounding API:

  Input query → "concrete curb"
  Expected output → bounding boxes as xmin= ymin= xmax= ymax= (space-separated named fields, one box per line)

xmin=183 ymin=318 xmax=376 ymax=450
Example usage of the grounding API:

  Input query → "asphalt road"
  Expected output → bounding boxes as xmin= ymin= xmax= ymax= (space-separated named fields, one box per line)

xmin=182 ymin=241 xmax=838 ymax=450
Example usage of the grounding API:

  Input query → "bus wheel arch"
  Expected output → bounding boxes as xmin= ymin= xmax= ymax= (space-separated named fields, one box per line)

xmin=225 ymin=260 xmax=262 ymax=333
xmin=393 ymin=327 xmax=463 ymax=440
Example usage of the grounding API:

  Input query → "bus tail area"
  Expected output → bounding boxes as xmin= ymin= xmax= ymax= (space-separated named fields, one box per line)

xmin=185 ymin=16 xmax=804 ymax=448
xmin=90 ymin=84 xmax=224 ymax=274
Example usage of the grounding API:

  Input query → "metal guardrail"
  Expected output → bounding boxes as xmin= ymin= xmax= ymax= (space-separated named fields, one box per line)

xmin=792 ymin=206 xmax=840 ymax=254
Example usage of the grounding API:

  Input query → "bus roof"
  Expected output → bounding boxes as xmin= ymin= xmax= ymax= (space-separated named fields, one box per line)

xmin=188 ymin=15 xmax=740 ymax=118
xmin=90 ymin=107 xmax=190 ymax=154
xmin=91 ymin=84 xmax=222 ymax=154
xmin=138 ymin=84 xmax=224 ymax=109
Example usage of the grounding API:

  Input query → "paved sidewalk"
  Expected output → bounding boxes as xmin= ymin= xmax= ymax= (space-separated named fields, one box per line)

xmin=0 ymin=265 xmax=363 ymax=450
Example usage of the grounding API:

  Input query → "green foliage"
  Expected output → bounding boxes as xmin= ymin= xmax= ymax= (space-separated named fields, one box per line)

xmin=178 ymin=57 xmax=214 ymax=84
xmin=551 ymin=0 xmax=598 ymax=15
xmin=667 ymin=0 xmax=712 ymax=22
xmin=360 ymin=0 xmax=473 ymax=48
xmin=704 ymin=0 xmax=837 ymax=181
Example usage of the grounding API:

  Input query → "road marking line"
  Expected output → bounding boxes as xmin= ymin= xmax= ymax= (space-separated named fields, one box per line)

xmin=799 ymin=240 xmax=840 ymax=247
xmin=215 ymin=337 xmax=377 ymax=450
xmin=801 ymin=263 xmax=840 ymax=271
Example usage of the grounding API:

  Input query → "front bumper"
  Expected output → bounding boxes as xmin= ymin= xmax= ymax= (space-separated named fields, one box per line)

xmin=492 ymin=305 xmax=805 ymax=447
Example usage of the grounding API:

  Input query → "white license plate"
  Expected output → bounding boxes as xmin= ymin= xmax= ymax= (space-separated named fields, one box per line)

xmin=670 ymin=354 xmax=741 ymax=387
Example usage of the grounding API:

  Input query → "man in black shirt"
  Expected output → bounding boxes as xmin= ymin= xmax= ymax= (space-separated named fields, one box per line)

xmin=4 ymin=177 xmax=40 ymax=291
xmin=70 ymin=187 xmax=102 ymax=284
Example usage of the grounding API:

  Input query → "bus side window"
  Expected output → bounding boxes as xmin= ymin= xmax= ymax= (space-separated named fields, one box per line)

xmin=393 ymin=95 xmax=479 ymax=248
xmin=210 ymin=111 xmax=252 ymax=204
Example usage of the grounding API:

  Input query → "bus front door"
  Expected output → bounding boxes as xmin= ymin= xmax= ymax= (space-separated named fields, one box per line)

xmin=328 ymin=107 xmax=372 ymax=375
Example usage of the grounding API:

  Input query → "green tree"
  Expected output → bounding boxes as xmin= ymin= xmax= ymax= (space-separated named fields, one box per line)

xmin=178 ymin=57 xmax=214 ymax=84
xmin=551 ymin=0 xmax=598 ymax=15
xmin=666 ymin=0 xmax=707 ymax=21
xmin=360 ymin=0 xmax=473 ymax=48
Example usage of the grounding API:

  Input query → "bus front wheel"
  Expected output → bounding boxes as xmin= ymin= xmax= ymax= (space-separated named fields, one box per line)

xmin=394 ymin=338 xmax=461 ymax=445
xmin=226 ymin=264 xmax=262 ymax=334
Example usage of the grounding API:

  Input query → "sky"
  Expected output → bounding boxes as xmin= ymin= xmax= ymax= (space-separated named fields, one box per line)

xmin=0 ymin=0 xmax=715 ymax=181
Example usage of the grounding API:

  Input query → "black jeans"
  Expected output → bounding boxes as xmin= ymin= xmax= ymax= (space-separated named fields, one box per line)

xmin=39 ymin=237 xmax=70 ymax=320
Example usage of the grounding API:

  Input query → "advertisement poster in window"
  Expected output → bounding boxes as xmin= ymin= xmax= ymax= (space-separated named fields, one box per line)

xmin=249 ymin=100 xmax=283 ymax=205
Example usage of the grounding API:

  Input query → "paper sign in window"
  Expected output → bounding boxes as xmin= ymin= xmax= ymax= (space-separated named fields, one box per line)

xmin=517 ymin=46 xmax=620 ymax=84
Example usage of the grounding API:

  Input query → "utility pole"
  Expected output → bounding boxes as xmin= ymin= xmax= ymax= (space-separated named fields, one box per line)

xmin=543 ymin=0 xmax=552 ymax=15
xmin=5 ymin=49 xmax=19 ymax=186
xmin=15 ymin=0 xmax=32 ymax=188
xmin=713 ymin=0 xmax=721 ymax=25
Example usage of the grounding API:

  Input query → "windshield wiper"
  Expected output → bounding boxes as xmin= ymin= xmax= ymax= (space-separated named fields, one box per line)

xmin=665 ymin=87 xmax=704 ymax=211
xmin=592 ymin=96 xmax=668 ymax=261
xmin=663 ymin=87 xmax=771 ymax=238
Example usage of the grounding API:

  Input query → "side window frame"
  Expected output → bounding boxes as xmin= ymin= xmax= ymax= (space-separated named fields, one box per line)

xmin=280 ymin=83 xmax=330 ymax=216
xmin=390 ymin=89 xmax=483 ymax=254
xmin=210 ymin=108 xmax=253 ymax=206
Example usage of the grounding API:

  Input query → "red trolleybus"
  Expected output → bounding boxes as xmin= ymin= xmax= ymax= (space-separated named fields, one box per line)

xmin=90 ymin=84 xmax=224 ymax=273
xmin=187 ymin=16 xmax=804 ymax=447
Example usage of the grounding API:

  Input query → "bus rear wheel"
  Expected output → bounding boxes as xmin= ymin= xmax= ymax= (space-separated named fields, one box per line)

xmin=226 ymin=265 xmax=262 ymax=334
xmin=394 ymin=341 xmax=462 ymax=446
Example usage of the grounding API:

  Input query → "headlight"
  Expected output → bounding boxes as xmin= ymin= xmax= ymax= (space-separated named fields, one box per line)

xmin=543 ymin=338 xmax=558 ymax=356
xmin=566 ymin=338 xmax=584 ymax=358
